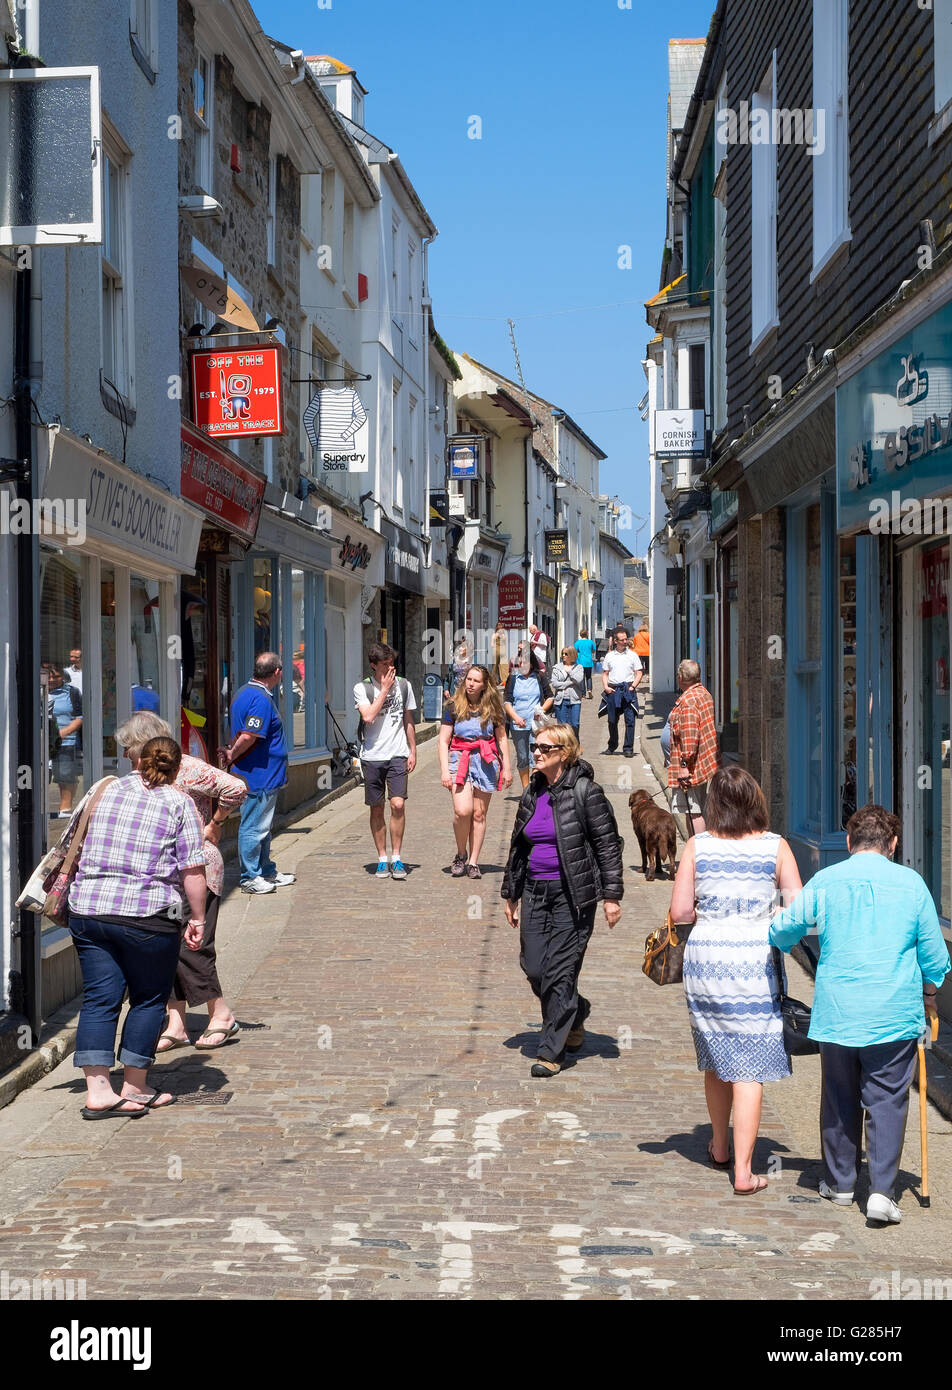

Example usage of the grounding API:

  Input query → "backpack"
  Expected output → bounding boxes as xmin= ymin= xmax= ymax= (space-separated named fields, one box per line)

xmin=357 ymin=675 xmax=409 ymax=747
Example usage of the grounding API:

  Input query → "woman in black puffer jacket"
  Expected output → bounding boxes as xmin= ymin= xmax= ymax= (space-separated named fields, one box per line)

xmin=502 ymin=720 xmax=624 ymax=1078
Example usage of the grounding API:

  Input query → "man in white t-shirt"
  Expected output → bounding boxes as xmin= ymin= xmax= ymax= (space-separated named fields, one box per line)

xmin=354 ymin=642 xmax=417 ymax=881
xmin=601 ymin=627 xmax=643 ymax=757
xmin=529 ymin=623 xmax=549 ymax=670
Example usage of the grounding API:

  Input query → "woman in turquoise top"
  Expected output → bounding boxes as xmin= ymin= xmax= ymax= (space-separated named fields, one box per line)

xmin=771 ymin=803 xmax=950 ymax=1225
xmin=574 ymin=629 xmax=597 ymax=698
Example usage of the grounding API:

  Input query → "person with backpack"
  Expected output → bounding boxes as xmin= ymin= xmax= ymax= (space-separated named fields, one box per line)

xmin=45 ymin=662 xmax=84 ymax=814
xmin=502 ymin=720 xmax=623 ymax=1078
xmin=354 ymin=642 xmax=417 ymax=880
xmin=439 ymin=664 xmax=512 ymax=880
xmin=503 ymin=649 xmax=554 ymax=790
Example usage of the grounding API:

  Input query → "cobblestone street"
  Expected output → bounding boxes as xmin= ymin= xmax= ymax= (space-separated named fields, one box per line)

xmin=1 ymin=700 xmax=951 ymax=1304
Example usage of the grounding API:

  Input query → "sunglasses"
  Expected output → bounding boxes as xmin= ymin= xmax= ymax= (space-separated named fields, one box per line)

xmin=534 ymin=743 xmax=560 ymax=754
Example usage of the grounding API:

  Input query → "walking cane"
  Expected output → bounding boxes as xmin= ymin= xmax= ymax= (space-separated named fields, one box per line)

xmin=919 ymin=1011 xmax=940 ymax=1208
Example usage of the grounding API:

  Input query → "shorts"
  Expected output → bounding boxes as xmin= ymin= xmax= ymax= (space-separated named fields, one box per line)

xmin=673 ymin=781 xmax=708 ymax=820
xmin=511 ymin=727 xmax=534 ymax=770
xmin=51 ymin=745 xmax=80 ymax=787
xmin=363 ymin=756 xmax=408 ymax=807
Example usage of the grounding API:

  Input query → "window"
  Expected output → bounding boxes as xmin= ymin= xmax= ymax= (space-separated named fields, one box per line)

xmin=131 ymin=575 xmax=161 ymax=717
xmin=936 ymin=0 xmax=952 ymax=113
xmin=320 ymin=167 xmax=335 ymax=275
xmin=788 ymin=503 xmax=823 ymax=835
xmin=750 ymin=54 xmax=778 ymax=348
xmin=343 ymin=198 xmax=355 ymax=293
xmin=812 ymin=0 xmax=850 ymax=277
xmin=290 ymin=568 xmax=307 ymax=748
xmin=101 ymin=134 xmax=133 ymax=401
xmin=266 ymin=156 xmax=277 ymax=267
xmin=485 ymin=437 xmax=494 ymax=527
xmin=408 ymin=397 xmax=418 ymax=521
xmin=391 ymin=220 xmax=399 ymax=311
xmin=408 ymin=242 xmax=417 ymax=345
xmin=193 ymin=48 xmax=213 ymax=193
xmin=689 ymin=343 xmax=706 ymax=411
xmin=129 ymin=0 xmax=156 ymax=77
xmin=393 ymin=383 xmax=402 ymax=513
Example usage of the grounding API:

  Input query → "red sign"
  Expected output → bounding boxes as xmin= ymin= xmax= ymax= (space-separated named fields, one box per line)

xmin=180 ymin=421 xmax=265 ymax=540
xmin=189 ymin=345 xmax=284 ymax=439
xmin=498 ymin=572 xmax=527 ymax=629
xmin=919 ymin=543 xmax=949 ymax=619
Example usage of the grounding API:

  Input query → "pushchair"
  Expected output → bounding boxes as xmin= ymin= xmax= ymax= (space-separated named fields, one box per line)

xmin=325 ymin=702 xmax=363 ymax=784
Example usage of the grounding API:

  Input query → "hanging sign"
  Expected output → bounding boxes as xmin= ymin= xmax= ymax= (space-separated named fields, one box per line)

xmin=429 ymin=490 xmax=450 ymax=527
xmin=654 ymin=409 xmax=707 ymax=458
xmin=448 ymin=438 xmax=479 ymax=479
xmin=545 ymin=528 xmax=569 ymax=563
xmin=180 ymin=264 xmax=260 ymax=330
xmin=180 ymin=421 xmax=264 ymax=539
xmin=497 ymin=572 xmax=526 ymax=629
xmin=189 ymin=346 xmax=284 ymax=438
xmin=304 ymin=385 xmax=370 ymax=473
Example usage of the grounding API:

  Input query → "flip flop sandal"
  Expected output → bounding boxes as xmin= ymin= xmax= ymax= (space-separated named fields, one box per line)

xmin=732 ymin=1177 xmax=769 ymax=1196
xmin=128 ymin=1092 xmax=177 ymax=1109
xmin=81 ymin=1096 xmax=149 ymax=1120
xmin=155 ymin=1033 xmax=191 ymax=1053
xmin=194 ymin=1023 xmax=240 ymax=1049
xmin=708 ymin=1140 xmax=732 ymax=1170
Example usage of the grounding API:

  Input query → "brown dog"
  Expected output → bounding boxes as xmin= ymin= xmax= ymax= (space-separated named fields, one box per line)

xmin=629 ymin=789 xmax=677 ymax=881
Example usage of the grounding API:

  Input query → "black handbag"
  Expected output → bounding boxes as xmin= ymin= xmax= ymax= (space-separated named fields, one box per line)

xmin=771 ymin=947 xmax=819 ymax=1056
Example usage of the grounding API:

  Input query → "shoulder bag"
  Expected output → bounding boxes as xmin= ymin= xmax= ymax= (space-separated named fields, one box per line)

xmin=642 ymin=910 xmax=689 ymax=986
xmin=771 ymin=946 xmax=819 ymax=1056
xmin=16 ymin=776 xmax=117 ymax=927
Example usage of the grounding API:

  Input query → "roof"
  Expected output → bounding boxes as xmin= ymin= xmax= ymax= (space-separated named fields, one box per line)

xmin=306 ymin=55 xmax=355 ymax=75
xmin=645 ymin=273 xmax=686 ymax=308
xmin=668 ymin=39 xmax=705 ymax=131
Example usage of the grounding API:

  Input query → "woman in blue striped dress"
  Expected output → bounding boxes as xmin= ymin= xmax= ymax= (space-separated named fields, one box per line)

xmin=669 ymin=767 xmax=802 ymax=1195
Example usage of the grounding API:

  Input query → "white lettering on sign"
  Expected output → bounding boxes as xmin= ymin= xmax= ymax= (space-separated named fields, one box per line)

xmin=388 ymin=544 xmax=420 ymax=574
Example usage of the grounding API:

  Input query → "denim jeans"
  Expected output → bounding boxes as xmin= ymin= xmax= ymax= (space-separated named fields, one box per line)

xmin=554 ymin=700 xmax=581 ymax=734
xmin=70 ymin=914 xmax=182 ymax=1069
xmin=238 ymin=789 xmax=279 ymax=882
xmin=606 ymin=687 xmax=637 ymax=752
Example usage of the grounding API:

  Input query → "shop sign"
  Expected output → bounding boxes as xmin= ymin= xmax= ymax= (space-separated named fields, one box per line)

xmin=180 ymin=422 xmax=264 ymax=540
xmin=338 ymin=534 xmax=372 ymax=571
xmin=919 ymin=544 xmax=949 ymax=619
xmin=429 ymin=490 xmax=450 ymax=527
xmin=189 ymin=346 xmax=284 ymax=439
xmin=535 ymin=574 xmax=558 ymax=605
xmin=837 ymin=299 xmax=952 ymax=532
xmin=654 ymin=409 xmax=707 ymax=459
xmin=498 ymin=572 xmax=526 ymax=628
xmin=710 ymin=488 xmax=738 ymax=535
xmin=448 ymin=438 xmax=479 ymax=479
xmin=473 ymin=546 xmax=502 ymax=578
xmin=381 ymin=518 xmax=427 ymax=595
xmin=43 ymin=428 xmax=202 ymax=573
xmin=304 ymin=386 xmax=370 ymax=473
xmin=545 ymin=528 xmax=569 ymax=563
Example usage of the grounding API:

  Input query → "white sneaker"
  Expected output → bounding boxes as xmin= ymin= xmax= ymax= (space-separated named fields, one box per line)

xmin=264 ymin=871 xmax=296 ymax=887
xmin=240 ymin=876 xmax=277 ymax=895
xmin=818 ymin=1181 xmax=854 ymax=1207
xmin=866 ymin=1192 xmax=901 ymax=1225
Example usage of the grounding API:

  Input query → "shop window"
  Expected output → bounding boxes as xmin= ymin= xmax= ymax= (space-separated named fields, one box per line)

xmin=788 ymin=504 xmax=823 ymax=835
xmin=253 ymin=558 xmax=274 ymax=656
xmin=182 ymin=570 xmax=208 ymax=736
xmin=837 ymin=536 xmax=858 ymax=828
xmin=917 ymin=541 xmax=950 ymax=918
xmin=291 ymin=567 xmax=307 ymax=748
xmin=131 ymin=575 xmax=161 ymax=717
xmin=40 ymin=549 xmax=86 ymax=826
xmin=100 ymin=565 xmax=118 ymax=773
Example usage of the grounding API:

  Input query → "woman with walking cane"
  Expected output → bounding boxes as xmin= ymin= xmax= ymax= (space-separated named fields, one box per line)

xmin=771 ymin=803 xmax=949 ymax=1225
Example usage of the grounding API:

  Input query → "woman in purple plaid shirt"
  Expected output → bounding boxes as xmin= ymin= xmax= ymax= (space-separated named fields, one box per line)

xmin=67 ymin=737 xmax=208 ymax=1118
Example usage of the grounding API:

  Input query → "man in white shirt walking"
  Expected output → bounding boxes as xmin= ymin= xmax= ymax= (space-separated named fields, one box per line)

xmin=354 ymin=642 xmax=417 ymax=880
xmin=601 ymin=627 xmax=643 ymax=758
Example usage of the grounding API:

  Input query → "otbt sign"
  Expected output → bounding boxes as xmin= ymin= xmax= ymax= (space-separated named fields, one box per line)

xmin=189 ymin=346 xmax=284 ymax=438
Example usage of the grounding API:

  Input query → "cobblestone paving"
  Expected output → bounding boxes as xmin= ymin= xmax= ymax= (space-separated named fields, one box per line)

xmin=1 ymin=701 xmax=951 ymax=1301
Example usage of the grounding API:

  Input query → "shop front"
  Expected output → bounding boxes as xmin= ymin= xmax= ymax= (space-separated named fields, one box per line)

xmin=379 ymin=519 xmax=428 ymax=697
xmin=837 ymin=293 xmax=952 ymax=928
xmin=534 ymin=573 xmax=558 ymax=646
xmin=466 ymin=540 xmax=504 ymax=664
xmin=37 ymin=426 xmax=203 ymax=1008
xmin=180 ymin=421 xmax=266 ymax=758
xmin=235 ymin=488 xmax=334 ymax=812
xmin=323 ymin=510 xmax=385 ymax=743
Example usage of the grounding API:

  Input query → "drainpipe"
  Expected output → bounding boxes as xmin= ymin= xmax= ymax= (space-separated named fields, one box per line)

xmin=524 ymin=433 xmax=531 ymax=638
xmin=421 ymin=236 xmax=434 ymax=556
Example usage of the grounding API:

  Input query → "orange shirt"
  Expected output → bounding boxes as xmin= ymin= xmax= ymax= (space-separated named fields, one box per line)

xmin=633 ymin=629 xmax=650 ymax=658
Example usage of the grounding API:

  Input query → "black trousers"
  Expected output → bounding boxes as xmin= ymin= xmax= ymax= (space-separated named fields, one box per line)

xmin=519 ymin=878 xmax=595 ymax=1062
xmin=170 ymin=890 xmax=223 ymax=1006
xmin=819 ymin=1037 xmax=919 ymax=1200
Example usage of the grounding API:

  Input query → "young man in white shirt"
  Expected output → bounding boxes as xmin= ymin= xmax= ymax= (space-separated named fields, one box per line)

xmin=601 ymin=627 xmax=643 ymax=757
xmin=354 ymin=642 xmax=417 ymax=880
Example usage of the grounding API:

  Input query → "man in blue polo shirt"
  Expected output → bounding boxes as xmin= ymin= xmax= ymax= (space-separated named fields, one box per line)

xmin=223 ymin=651 xmax=295 ymax=895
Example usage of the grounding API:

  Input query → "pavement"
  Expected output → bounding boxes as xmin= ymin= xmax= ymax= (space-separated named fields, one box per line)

xmin=0 ymin=695 xmax=951 ymax=1303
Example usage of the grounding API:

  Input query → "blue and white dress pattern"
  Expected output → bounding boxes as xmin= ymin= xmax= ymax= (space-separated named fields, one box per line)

xmin=683 ymin=832 xmax=790 ymax=1083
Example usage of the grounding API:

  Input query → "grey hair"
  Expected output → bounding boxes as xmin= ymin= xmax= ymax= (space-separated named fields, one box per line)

xmin=115 ymin=711 xmax=173 ymax=760
xmin=677 ymin=659 xmax=701 ymax=684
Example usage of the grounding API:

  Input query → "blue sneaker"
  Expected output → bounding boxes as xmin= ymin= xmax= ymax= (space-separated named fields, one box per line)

xmin=375 ymin=860 xmax=390 ymax=878
xmin=390 ymin=860 xmax=408 ymax=881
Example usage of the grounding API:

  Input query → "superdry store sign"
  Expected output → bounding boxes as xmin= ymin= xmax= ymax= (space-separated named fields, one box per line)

xmin=189 ymin=346 xmax=284 ymax=439
xmin=180 ymin=422 xmax=265 ymax=540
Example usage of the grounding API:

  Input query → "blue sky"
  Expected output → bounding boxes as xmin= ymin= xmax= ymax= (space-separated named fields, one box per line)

xmin=261 ymin=0 xmax=716 ymax=552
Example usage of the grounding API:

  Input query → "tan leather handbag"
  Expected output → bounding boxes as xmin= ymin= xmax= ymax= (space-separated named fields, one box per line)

xmin=642 ymin=910 xmax=688 ymax=986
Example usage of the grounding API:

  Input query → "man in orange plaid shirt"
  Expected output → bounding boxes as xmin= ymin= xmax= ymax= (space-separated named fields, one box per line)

xmin=667 ymin=660 xmax=720 ymax=833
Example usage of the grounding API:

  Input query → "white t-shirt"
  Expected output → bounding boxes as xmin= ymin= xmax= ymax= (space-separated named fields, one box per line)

xmin=530 ymin=632 xmax=549 ymax=667
xmin=602 ymin=649 xmax=643 ymax=687
xmin=354 ymin=677 xmax=417 ymax=762
xmin=65 ymin=666 xmax=83 ymax=696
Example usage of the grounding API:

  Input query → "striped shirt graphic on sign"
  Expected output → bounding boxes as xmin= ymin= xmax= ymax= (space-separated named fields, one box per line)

xmin=303 ymin=387 xmax=368 ymax=452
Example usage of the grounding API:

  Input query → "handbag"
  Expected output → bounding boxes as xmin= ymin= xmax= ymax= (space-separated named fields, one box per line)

xmin=642 ymin=909 xmax=689 ymax=986
xmin=771 ymin=947 xmax=819 ymax=1056
xmin=16 ymin=777 xmax=116 ymax=927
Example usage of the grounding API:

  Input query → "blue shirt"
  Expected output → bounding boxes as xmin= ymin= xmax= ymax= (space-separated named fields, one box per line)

xmin=50 ymin=685 xmax=81 ymax=746
xmin=575 ymin=638 xmax=596 ymax=669
xmin=230 ymin=680 xmax=288 ymax=793
xmin=770 ymin=853 xmax=950 ymax=1047
xmin=511 ymin=674 xmax=543 ymax=725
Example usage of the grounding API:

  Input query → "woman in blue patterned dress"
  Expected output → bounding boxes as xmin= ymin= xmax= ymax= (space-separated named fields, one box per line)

xmin=670 ymin=766 xmax=802 ymax=1195
xmin=439 ymin=665 xmax=513 ymax=879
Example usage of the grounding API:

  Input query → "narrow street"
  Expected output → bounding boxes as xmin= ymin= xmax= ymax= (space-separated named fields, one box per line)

xmin=1 ymin=700 xmax=950 ymax=1302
